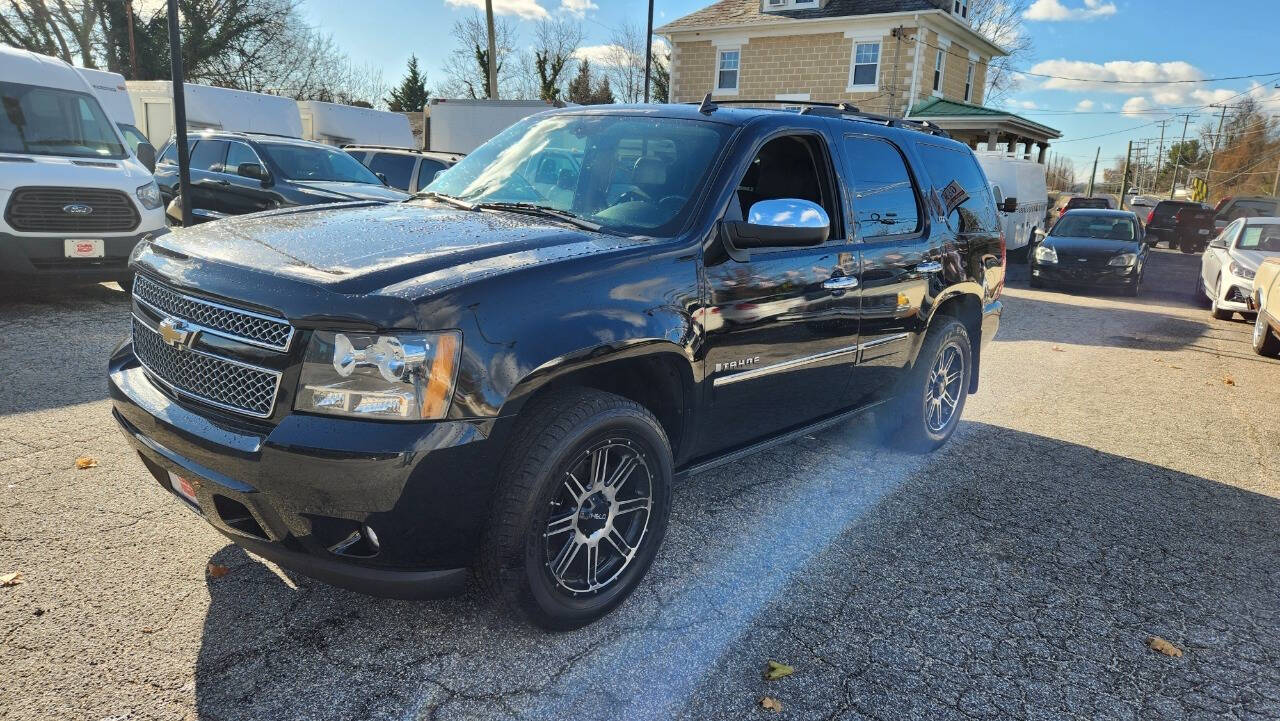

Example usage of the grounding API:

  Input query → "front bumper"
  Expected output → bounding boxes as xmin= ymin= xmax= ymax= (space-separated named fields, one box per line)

xmin=0 ymin=229 xmax=160 ymax=281
xmin=1031 ymin=262 xmax=1139 ymax=287
xmin=1217 ymin=279 xmax=1255 ymax=313
xmin=108 ymin=339 xmax=499 ymax=599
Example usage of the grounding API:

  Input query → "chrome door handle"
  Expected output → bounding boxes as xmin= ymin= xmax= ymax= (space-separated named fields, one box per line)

xmin=916 ymin=261 xmax=943 ymax=273
xmin=822 ymin=276 xmax=859 ymax=290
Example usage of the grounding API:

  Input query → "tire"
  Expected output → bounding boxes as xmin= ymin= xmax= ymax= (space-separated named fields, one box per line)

xmin=891 ymin=318 xmax=971 ymax=453
xmin=1195 ymin=274 xmax=1211 ymax=307
xmin=1253 ymin=310 xmax=1280 ymax=357
xmin=1179 ymin=240 xmax=1198 ymax=254
xmin=478 ymin=388 xmax=672 ymax=630
xmin=1211 ymin=278 xmax=1233 ymax=320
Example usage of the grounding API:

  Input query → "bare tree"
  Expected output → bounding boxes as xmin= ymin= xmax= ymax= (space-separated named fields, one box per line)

xmin=438 ymin=10 xmax=519 ymax=99
xmin=528 ymin=15 xmax=583 ymax=102
xmin=0 ymin=0 xmax=101 ymax=67
xmin=967 ymin=0 xmax=1033 ymax=104
xmin=602 ymin=20 xmax=646 ymax=104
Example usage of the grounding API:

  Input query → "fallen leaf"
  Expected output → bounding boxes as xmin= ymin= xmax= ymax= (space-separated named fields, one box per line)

xmin=1168 ymin=365 xmax=1182 ymax=370
xmin=1051 ymin=345 xmax=1066 ymax=352
xmin=33 ymin=608 xmax=44 ymax=617
xmin=1223 ymin=375 xmax=1236 ymax=386
xmin=141 ymin=626 xmax=155 ymax=634
xmin=74 ymin=456 xmax=99 ymax=469
xmin=763 ymin=660 xmax=794 ymax=681
xmin=206 ymin=563 xmax=230 ymax=579
xmin=760 ymin=697 xmax=782 ymax=713
xmin=1 ymin=571 xmax=22 ymax=587
xmin=1148 ymin=636 xmax=1183 ymax=657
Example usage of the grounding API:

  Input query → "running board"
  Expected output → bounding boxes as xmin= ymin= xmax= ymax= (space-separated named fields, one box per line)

xmin=674 ymin=398 xmax=890 ymax=481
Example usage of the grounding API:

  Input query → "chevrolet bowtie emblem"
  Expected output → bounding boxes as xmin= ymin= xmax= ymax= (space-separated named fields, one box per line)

xmin=158 ymin=317 xmax=197 ymax=350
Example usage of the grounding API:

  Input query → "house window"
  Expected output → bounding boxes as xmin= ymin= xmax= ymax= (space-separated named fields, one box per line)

xmin=933 ymin=48 xmax=946 ymax=94
xmin=953 ymin=0 xmax=969 ymax=17
xmin=717 ymin=49 xmax=740 ymax=93
xmin=964 ymin=61 xmax=975 ymax=102
xmin=849 ymin=41 xmax=880 ymax=89
xmin=764 ymin=0 xmax=814 ymax=9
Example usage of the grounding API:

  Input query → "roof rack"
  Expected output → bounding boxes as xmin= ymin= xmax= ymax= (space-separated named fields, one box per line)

xmin=687 ymin=95 xmax=950 ymax=138
xmin=340 ymin=144 xmax=428 ymax=153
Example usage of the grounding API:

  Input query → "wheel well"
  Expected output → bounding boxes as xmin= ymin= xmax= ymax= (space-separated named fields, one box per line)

xmin=933 ymin=293 xmax=983 ymax=393
xmin=520 ymin=354 xmax=690 ymax=460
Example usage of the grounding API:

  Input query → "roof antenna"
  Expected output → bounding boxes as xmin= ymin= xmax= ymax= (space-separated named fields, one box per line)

xmin=698 ymin=92 xmax=718 ymax=115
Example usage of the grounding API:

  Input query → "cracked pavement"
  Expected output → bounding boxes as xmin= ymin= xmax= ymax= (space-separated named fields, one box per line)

xmin=1 ymin=249 xmax=1278 ymax=720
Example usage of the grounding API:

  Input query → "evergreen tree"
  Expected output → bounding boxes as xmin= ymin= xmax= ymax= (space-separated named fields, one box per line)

xmin=593 ymin=76 xmax=615 ymax=105
xmin=566 ymin=59 xmax=595 ymax=105
xmin=650 ymin=52 xmax=669 ymax=103
xmin=386 ymin=56 xmax=430 ymax=112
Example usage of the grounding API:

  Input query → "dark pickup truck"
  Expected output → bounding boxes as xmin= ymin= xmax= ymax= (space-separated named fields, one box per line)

xmin=108 ymin=101 xmax=1003 ymax=629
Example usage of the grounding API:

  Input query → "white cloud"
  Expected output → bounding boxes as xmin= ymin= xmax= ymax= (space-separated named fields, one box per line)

xmin=1024 ymin=0 xmax=1117 ymax=21
xmin=574 ymin=44 xmax=625 ymax=66
xmin=1075 ymin=99 xmax=1095 ymax=111
xmin=445 ymin=0 xmax=548 ymax=20
xmin=1028 ymin=59 xmax=1203 ymax=92
xmin=559 ymin=0 xmax=597 ymax=16
xmin=1121 ymin=96 xmax=1153 ymax=115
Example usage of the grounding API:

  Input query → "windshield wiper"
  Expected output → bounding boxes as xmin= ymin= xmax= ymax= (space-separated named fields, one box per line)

xmin=413 ymin=191 xmax=476 ymax=211
xmin=471 ymin=202 xmax=604 ymax=233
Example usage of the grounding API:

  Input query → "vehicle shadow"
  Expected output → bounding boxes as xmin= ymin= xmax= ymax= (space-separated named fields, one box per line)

xmin=0 ymin=282 xmax=130 ymax=415
xmin=191 ymin=420 xmax=1280 ymax=720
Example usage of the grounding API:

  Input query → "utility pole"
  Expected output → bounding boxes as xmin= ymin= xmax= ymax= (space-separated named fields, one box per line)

xmin=1119 ymin=140 xmax=1132 ymax=210
xmin=1273 ymin=155 xmax=1280 ymax=197
xmin=485 ymin=0 xmax=498 ymax=99
xmin=1169 ymin=113 xmax=1191 ymax=199
xmin=1086 ymin=146 xmax=1100 ymax=197
xmin=166 ymin=0 xmax=192 ymax=227
xmin=125 ymin=0 xmax=138 ymax=79
xmin=643 ymin=0 xmax=654 ymax=102
xmin=1204 ymin=103 xmax=1229 ymax=200
xmin=1153 ymin=119 xmax=1169 ymax=188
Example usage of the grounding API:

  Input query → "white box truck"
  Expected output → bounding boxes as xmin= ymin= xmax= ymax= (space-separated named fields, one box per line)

xmin=1 ymin=46 xmax=165 ymax=285
xmin=75 ymin=67 xmax=149 ymax=154
xmin=978 ymin=152 xmax=1049 ymax=261
xmin=425 ymin=98 xmax=559 ymax=153
xmin=126 ymin=81 xmax=303 ymax=146
xmin=298 ymin=100 xmax=414 ymax=148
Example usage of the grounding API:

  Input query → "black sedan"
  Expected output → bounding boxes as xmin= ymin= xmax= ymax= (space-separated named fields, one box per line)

xmin=1030 ymin=209 xmax=1148 ymax=296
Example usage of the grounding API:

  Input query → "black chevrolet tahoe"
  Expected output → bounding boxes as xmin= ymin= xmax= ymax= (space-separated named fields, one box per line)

xmin=109 ymin=102 xmax=1004 ymax=629
xmin=153 ymin=131 xmax=408 ymax=225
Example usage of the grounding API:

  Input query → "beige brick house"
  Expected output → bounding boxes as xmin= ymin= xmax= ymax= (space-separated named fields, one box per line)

xmin=658 ymin=0 xmax=1001 ymax=115
xmin=658 ymin=0 xmax=1060 ymax=161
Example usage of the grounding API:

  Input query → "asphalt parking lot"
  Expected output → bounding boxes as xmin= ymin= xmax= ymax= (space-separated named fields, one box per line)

xmin=2 ymin=249 xmax=1278 ymax=721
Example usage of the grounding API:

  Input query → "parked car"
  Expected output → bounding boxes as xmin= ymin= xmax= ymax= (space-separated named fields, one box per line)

xmin=344 ymin=145 xmax=462 ymax=193
xmin=1249 ymin=258 xmax=1280 ymax=356
xmin=1056 ymin=195 xmax=1113 ymax=221
xmin=978 ymin=152 xmax=1047 ymax=262
xmin=1171 ymin=204 xmax=1216 ymax=253
xmin=1212 ymin=195 xmax=1280 ymax=231
xmin=0 ymin=46 xmax=162 ymax=287
xmin=1144 ymin=199 xmax=1202 ymax=248
xmin=1030 ymin=209 xmax=1147 ymax=295
xmin=154 ymin=131 xmax=409 ymax=224
xmin=109 ymin=102 xmax=1004 ymax=629
xmin=1198 ymin=217 xmax=1280 ymax=320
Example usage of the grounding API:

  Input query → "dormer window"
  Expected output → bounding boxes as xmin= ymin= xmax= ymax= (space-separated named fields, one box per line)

xmin=952 ymin=0 xmax=969 ymax=19
xmin=763 ymin=0 xmax=817 ymax=11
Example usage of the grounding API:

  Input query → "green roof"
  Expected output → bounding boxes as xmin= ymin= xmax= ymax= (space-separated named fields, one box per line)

xmin=909 ymin=97 xmax=1060 ymax=137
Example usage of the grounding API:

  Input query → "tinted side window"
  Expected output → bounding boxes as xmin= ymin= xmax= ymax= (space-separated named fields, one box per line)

xmin=225 ymin=142 xmax=259 ymax=173
xmin=159 ymin=141 xmax=178 ymax=165
xmin=189 ymin=139 xmax=228 ymax=173
xmin=734 ymin=134 xmax=842 ymax=238
xmin=843 ymin=136 xmax=921 ymax=239
xmin=416 ymin=159 xmax=446 ymax=189
xmin=367 ymin=152 xmax=416 ymax=191
xmin=916 ymin=143 xmax=998 ymax=234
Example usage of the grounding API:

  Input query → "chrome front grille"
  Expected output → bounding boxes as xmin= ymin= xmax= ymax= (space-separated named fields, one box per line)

xmin=133 ymin=274 xmax=294 ymax=351
xmin=132 ymin=317 xmax=282 ymax=418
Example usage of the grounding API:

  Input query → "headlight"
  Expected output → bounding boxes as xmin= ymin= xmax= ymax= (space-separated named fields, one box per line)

xmin=1033 ymin=244 xmax=1058 ymax=264
xmin=1108 ymin=253 xmax=1138 ymax=266
xmin=1229 ymin=260 xmax=1255 ymax=280
xmin=295 ymin=330 xmax=461 ymax=420
xmin=135 ymin=181 xmax=162 ymax=210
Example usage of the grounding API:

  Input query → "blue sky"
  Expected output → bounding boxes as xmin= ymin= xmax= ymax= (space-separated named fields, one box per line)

xmin=300 ymin=0 xmax=1280 ymax=178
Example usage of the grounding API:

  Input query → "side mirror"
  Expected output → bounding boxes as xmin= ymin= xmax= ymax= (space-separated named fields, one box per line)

xmin=722 ymin=199 xmax=829 ymax=258
xmin=237 ymin=162 xmax=268 ymax=184
xmin=136 ymin=142 xmax=156 ymax=173
xmin=376 ymin=172 xmax=389 ymax=186
xmin=1034 ymin=227 xmax=1048 ymax=240
xmin=1000 ymin=197 xmax=1018 ymax=213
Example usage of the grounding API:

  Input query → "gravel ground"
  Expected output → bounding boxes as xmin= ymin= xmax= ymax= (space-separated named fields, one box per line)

xmin=1 ymin=249 xmax=1277 ymax=721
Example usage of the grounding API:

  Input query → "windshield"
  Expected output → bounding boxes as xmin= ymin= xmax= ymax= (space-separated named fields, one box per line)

xmin=118 ymin=124 xmax=148 ymax=155
xmin=426 ymin=113 xmax=733 ymax=236
xmin=0 ymin=81 xmax=125 ymax=159
xmin=1237 ymin=225 xmax=1280 ymax=252
xmin=257 ymin=142 xmax=382 ymax=184
xmin=1052 ymin=214 xmax=1136 ymax=241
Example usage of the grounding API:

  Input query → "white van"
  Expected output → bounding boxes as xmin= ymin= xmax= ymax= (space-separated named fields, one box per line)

xmin=977 ymin=152 xmax=1048 ymax=260
xmin=0 ymin=46 xmax=164 ymax=285
xmin=297 ymin=100 xmax=414 ymax=148
xmin=76 ymin=67 xmax=149 ymax=155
